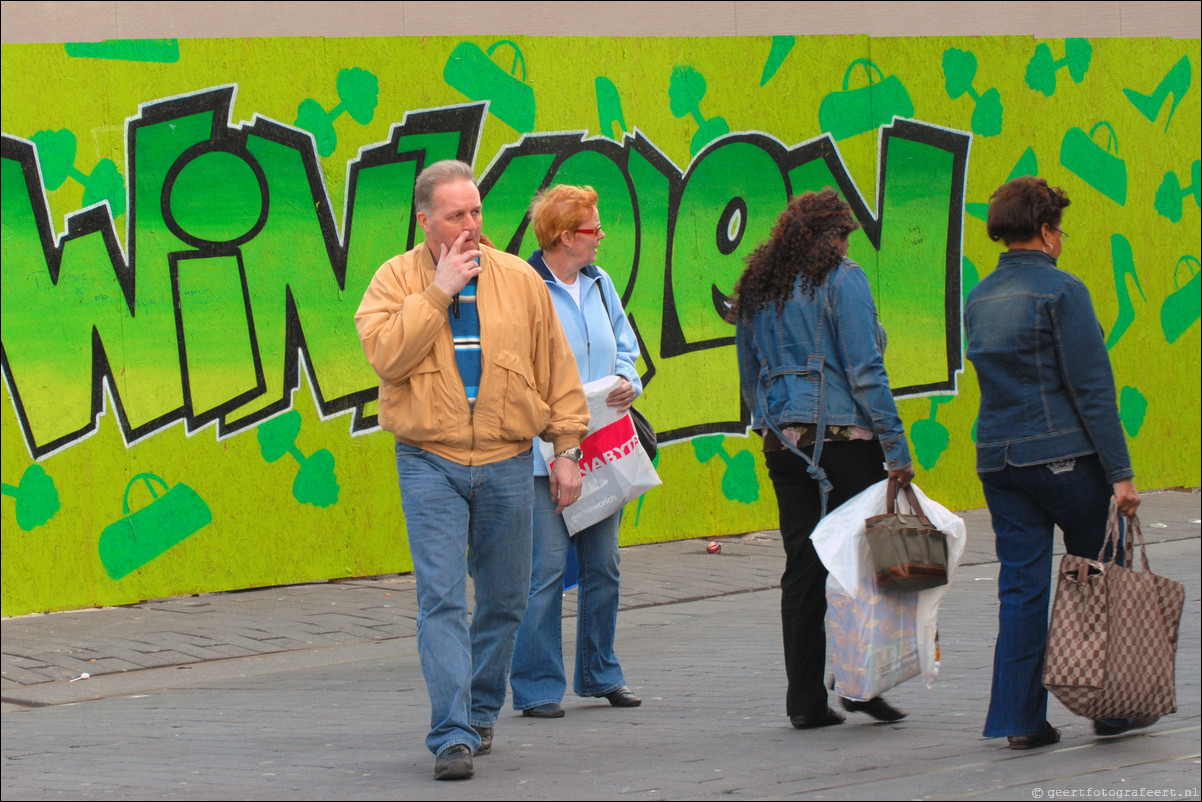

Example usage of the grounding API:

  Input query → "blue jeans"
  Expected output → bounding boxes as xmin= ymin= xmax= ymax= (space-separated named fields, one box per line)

xmin=510 ymin=476 xmax=626 ymax=708
xmin=980 ymin=454 xmax=1114 ymax=738
xmin=394 ymin=442 xmax=534 ymax=755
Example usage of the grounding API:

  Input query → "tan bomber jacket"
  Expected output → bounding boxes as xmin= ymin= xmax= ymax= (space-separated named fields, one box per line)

xmin=355 ymin=242 xmax=589 ymax=466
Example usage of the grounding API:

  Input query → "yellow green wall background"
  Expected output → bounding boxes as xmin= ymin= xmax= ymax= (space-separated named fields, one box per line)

xmin=2 ymin=35 xmax=1199 ymax=615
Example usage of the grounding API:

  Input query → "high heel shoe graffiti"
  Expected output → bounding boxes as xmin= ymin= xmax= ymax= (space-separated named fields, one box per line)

xmin=1105 ymin=234 xmax=1145 ymax=351
xmin=1060 ymin=121 xmax=1127 ymax=205
xmin=1162 ymin=255 xmax=1200 ymax=345
xmin=1155 ymin=160 xmax=1200 ymax=223
xmin=1124 ymin=55 xmax=1191 ymax=133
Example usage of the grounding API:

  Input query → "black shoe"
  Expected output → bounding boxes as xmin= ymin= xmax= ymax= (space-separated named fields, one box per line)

xmin=434 ymin=744 xmax=473 ymax=780
xmin=1093 ymin=715 xmax=1159 ymax=736
xmin=472 ymin=726 xmax=492 ymax=755
xmin=1008 ymin=722 xmax=1061 ymax=750
xmin=521 ymin=703 xmax=565 ymax=718
xmin=604 ymin=687 xmax=642 ymax=707
xmin=790 ymin=707 xmax=846 ymax=729
xmin=841 ymin=696 xmax=907 ymax=722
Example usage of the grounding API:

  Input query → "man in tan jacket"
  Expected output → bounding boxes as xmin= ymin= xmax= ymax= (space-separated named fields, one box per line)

xmin=355 ymin=160 xmax=588 ymax=781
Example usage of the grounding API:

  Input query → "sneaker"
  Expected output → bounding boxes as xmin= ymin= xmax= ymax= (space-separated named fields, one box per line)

xmin=1093 ymin=715 xmax=1159 ymax=736
xmin=434 ymin=744 xmax=473 ymax=781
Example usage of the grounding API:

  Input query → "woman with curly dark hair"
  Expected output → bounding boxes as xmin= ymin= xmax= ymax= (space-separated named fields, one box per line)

xmin=734 ymin=188 xmax=914 ymax=729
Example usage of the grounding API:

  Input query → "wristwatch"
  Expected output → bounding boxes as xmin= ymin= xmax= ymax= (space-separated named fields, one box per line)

xmin=554 ymin=447 xmax=583 ymax=463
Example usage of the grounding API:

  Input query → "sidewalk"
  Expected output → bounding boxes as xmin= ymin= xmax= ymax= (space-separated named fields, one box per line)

xmin=2 ymin=489 xmax=1199 ymax=800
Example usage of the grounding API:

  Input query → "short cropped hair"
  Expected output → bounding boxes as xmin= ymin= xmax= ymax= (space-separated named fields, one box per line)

xmin=986 ymin=176 xmax=1070 ymax=245
xmin=414 ymin=160 xmax=476 ymax=214
xmin=528 ymin=185 xmax=600 ymax=250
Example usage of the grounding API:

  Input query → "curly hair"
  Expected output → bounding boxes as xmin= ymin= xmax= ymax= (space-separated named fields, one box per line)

xmin=731 ymin=188 xmax=861 ymax=321
xmin=986 ymin=176 xmax=1070 ymax=244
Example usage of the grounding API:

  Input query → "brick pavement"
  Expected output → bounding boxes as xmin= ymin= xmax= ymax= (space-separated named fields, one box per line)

xmin=2 ymin=488 xmax=1199 ymax=799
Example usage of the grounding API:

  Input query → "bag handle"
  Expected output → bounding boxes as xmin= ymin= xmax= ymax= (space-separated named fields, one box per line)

xmin=1096 ymin=498 xmax=1151 ymax=573
xmin=122 ymin=473 xmax=169 ymax=515
xmin=486 ymin=40 xmax=527 ymax=82
xmin=843 ymin=59 xmax=885 ymax=90
xmin=884 ymin=475 xmax=932 ymax=526
xmin=1174 ymin=255 xmax=1200 ymax=289
xmin=1088 ymin=121 xmax=1119 ymax=155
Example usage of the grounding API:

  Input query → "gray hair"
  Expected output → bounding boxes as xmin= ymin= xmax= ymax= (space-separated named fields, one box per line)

xmin=414 ymin=160 xmax=476 ymax=213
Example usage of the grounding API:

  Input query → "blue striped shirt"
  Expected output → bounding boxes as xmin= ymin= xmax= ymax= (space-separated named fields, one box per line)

xmin=449 ymin=278 xmax=481 ymax=406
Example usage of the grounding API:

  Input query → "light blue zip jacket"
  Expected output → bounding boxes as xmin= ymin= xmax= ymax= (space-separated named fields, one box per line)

xmin=736 ymin=257 xmax=911 ymax=472
xmin=529 ymin=250 xmax=643 ymax=476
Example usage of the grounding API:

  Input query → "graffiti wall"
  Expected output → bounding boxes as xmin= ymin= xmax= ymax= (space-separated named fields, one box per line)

xmin=2 ymin=35 xmax=1198 ymax=615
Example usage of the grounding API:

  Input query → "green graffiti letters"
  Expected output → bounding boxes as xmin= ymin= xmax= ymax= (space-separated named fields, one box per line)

xmin=2 ymin=92 xmax=968 ymax=458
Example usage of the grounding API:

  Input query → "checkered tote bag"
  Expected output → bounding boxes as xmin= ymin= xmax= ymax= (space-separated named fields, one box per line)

xmin=1043 ymin=501 xmax=1185 ymax=719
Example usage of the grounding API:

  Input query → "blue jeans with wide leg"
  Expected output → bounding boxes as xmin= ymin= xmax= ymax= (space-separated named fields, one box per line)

xmin=394 ymin=442 xmax=534 ymax=756
xmin=980 ymin=454 xmax=1114 ymax=738
xmin=510 ymin=476 xmax=626 ymax=709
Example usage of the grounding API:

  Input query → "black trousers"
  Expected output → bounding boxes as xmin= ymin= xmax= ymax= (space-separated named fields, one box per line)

xmin=765 ymin=439 xmax=888 ymax=718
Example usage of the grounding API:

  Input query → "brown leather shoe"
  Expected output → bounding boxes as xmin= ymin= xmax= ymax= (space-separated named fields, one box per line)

xmin=604 ymin=687 xmax=642 ymax=707
xmin=790 ymin=707 xmax=846 ymax=729
xmin=472 ymin=725 xmax=492 ymax=755
xmin=521 ymin=703 xmax=565 ymax=718
xmin=434 ymin=744 xmax=473 ymax=780
xmin=1007 ymin=722 xmax=1060 ymax=750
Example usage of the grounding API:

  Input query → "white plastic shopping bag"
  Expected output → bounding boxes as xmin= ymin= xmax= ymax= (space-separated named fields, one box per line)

xmin=541 ymin=376 xmax=661 ymax=535
xmin=811 ymin=479 xmax=966 ymax=697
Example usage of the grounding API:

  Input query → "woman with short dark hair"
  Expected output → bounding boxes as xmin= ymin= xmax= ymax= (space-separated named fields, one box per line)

xmin=967 ymin=176 xmax=1145 ymax=749
xmin=734 ymin=188 xmax=914 ymax=729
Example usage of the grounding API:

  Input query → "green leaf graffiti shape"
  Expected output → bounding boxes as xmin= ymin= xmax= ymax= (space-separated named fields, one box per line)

xmin=0 ymin=464 xmax=62 ymax=531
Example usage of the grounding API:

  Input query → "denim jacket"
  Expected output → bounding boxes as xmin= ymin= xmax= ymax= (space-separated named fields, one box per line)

xmin=736 ymin=258 xmax=911 ymax=471
xmin=529 ymin=250 xmax=643 ymax=475
xmin=964 ymin=249 xmax=1133 ymax=483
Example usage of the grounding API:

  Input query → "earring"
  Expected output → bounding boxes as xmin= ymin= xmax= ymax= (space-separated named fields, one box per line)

xmin=1042 ymin=241 xmax=1051 ymax=254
